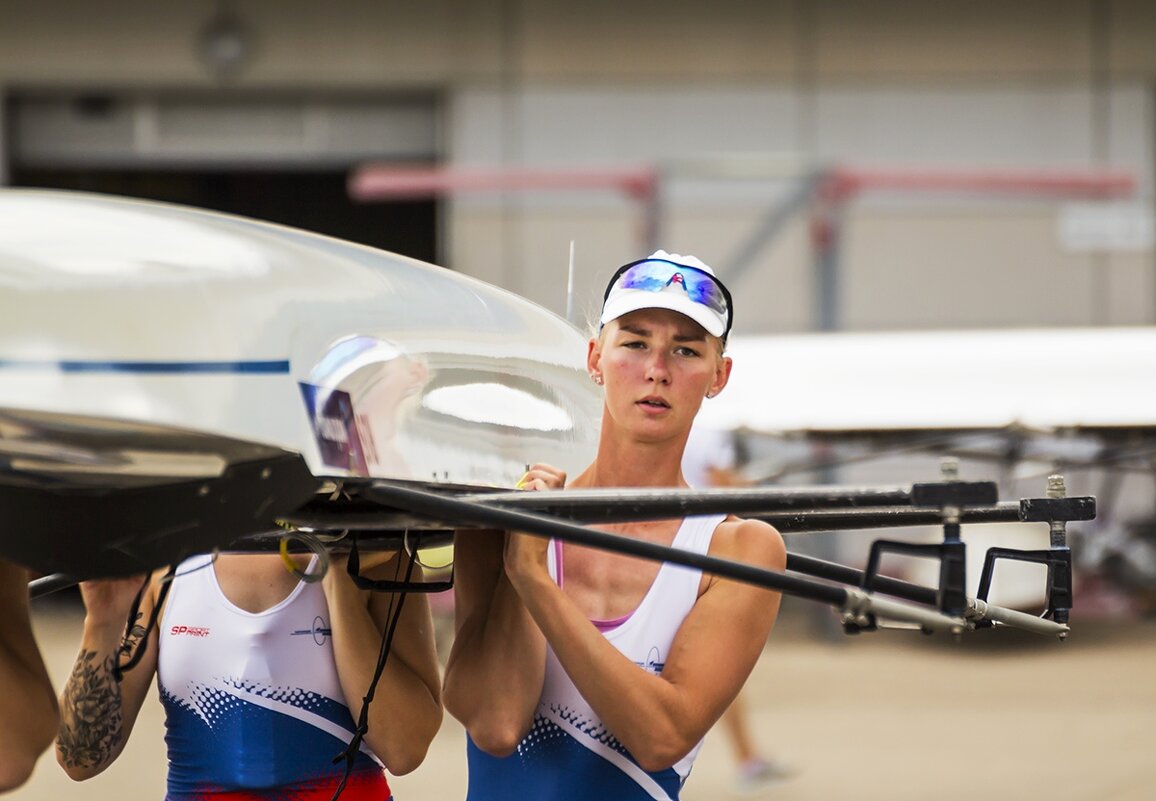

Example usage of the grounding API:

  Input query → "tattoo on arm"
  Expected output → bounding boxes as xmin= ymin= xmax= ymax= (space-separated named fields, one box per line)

xmin=58 ymin=615 xmax=147 ymax=770
xmin=119 ymin=617 xmax=147 ymax=660
xmin=58 ymin=650 xmax=124 ymax=769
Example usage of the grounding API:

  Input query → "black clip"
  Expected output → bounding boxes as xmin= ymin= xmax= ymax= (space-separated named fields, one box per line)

xmin=861 ymin=471 xmax=997 ymax=623
xmin=975 ymin=477 xmax=1093 ymax=626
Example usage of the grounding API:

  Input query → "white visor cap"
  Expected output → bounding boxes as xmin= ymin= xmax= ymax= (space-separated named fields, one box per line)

xmin=599 ymin=249 xmax=729 ymax=338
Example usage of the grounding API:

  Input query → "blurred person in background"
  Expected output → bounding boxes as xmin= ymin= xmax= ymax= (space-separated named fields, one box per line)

xmin=54 ymin=549 xmax=442 ymax=800
xmin=444 ymin=250 xmax=786 ymax=800
xmin=0 ymin=559 xmax=59 ymax=793
xmin=683 ymin=423 xmax=796 ymax=795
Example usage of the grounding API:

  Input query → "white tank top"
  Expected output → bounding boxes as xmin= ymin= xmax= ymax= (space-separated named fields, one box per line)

xmin=157 ymin=553 xmax=383 ymax=798
xmin=465 ymin=513 xmax=724 ymax=801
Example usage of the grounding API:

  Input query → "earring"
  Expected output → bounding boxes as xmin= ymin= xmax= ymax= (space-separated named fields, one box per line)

xmin=705 ymin=391 xmax=715 ymax=399
xmin=591 ymin=374 xmax=603 ymax=385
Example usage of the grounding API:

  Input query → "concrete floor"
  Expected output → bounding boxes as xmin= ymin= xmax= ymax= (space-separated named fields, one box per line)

xmin=16 ymin=596 xmax=1156 ymax=801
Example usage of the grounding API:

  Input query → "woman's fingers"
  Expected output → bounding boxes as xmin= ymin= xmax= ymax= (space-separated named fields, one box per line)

xmin=516 ymin=463 xmax=567 ymax=491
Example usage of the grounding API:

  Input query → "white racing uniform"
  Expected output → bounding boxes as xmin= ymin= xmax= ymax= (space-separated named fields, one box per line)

xmin=157 ymin=554 xmax=389 ymax=800
xmin=465 ymin=514 xmax=724 ymax=801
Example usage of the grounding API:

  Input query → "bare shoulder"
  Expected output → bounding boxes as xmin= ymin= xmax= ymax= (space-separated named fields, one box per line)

xmin=709 ymin=516 xmax=786 ymax=571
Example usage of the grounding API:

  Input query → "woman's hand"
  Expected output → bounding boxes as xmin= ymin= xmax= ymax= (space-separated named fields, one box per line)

xmin=77 ymin=575 xmax=150 ymax=631
xmin=513 ymin=463 xmax=567 ymax=493
xmin=504 ymin=463 xmax=566 ymax=590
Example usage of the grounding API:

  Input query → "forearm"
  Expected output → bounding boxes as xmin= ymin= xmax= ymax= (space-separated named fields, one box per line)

xmin=55 ymin=622 xmax=133 ymax=779
xmin=443 ymin=466 xmax=565 ymax=750
xmin=0 ymin=656 xmax=56 ymax=790
xmin=516 ymin=572 xmax=699 ymax=767
xmin=0 ymin=575 xmax=58 ymax=791
xmin=325 ymin=578 xmax=442 ymax=775
xmin=0 ymin=645 xmax=57 ymax=746
xmin=522 ymin=524 xmax=786 ymax=769
xmin=443 ymin=575 xmax=546 ymax=753
xmin=441 ymin=530 xmax=546 ymax=753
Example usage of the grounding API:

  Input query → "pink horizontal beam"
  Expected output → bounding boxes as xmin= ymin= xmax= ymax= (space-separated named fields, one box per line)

xmin=348 ymin=165 xmax=660 ymax=202
xmin=823 ymin=167 xmax=1137 ymax=202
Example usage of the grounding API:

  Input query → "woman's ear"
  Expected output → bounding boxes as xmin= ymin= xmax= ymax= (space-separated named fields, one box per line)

xmin=586 ymin=338 xmax=602 ymax=380
xmin=707 ymin=355 xmax=733 ymax=399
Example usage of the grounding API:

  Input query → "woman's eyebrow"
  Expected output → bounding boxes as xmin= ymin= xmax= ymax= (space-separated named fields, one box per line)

xmin=617 ymin=322 xmax=651 ymax=337
xmin=617 ymin=323 xmax=705 ymax=343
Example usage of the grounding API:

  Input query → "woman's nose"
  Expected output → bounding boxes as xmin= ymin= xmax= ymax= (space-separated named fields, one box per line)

xmin=645 ymin=352 xmax=671 ymax=383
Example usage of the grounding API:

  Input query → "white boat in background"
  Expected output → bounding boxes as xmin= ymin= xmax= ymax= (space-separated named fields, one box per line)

xmin=694 ymin=328 xmax=1155 ymax=610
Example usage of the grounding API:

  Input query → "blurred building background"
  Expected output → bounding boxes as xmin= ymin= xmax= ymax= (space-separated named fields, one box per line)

xmin=1 ymin=0 xmax=1153 ymax=334
xmin=6 ymin=0 xmax=1155 ymax=613
xmin=8 ymin=5 xmax=1156 ymax=799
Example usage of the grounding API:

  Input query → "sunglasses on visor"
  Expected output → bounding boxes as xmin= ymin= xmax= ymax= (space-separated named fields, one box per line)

xmin=602 ymin=258 xmax=733 ymax=340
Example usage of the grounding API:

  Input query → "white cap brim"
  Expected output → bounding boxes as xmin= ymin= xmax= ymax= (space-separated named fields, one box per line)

xmin=600 ymin=288 xmax=726 ymax=338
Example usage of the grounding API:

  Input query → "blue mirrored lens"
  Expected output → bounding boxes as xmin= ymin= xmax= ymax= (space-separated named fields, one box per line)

xmin=615 ymin=260 xmax=729 ymax=317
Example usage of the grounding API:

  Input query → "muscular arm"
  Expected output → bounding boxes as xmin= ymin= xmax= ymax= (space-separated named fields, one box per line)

xmin=441 ymin=529 xmax=547 ymax=755
xmin=506 ymin=518 xmax=786 ymax=772
xmin=0 ymin=561 xmax=59 ymax=792
xmin=323 ymin=552 xmax=443 ymax=776
xmin=55 ymin=574 xmax=161 ymax=781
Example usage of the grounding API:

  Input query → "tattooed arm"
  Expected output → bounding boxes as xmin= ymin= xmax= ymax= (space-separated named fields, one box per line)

xmin=56 ymin=573 xmax=161 ymax=781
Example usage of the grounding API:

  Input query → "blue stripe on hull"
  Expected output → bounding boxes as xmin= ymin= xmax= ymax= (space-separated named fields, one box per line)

xmin=0 ymin=359 xmax=290 ymax=374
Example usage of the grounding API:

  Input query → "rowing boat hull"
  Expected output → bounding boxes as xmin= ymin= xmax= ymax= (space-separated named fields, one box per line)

xmin=0 ymin=189 xmax=601 ymax=575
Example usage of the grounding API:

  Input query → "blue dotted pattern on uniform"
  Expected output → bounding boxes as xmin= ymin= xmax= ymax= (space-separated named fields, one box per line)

xmin=160 ymin=681 xmax=377 ymax=795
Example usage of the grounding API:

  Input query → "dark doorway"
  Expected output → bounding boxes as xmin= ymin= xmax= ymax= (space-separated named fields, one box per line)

xmin=10 ymin=168 xmax=438 ymax=264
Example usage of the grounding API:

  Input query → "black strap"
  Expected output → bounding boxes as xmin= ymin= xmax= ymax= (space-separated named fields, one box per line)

xmin=346 ymin=537 xmax=453 ymax=594
xmin=113 ymin=563 xmax=177 ymax=682
xmin=329 ymin=546 xmax=417 ymax=801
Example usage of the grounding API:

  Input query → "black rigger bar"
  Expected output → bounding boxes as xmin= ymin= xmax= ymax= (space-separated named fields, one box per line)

xmin=360 ymin=482 xmax=843 ymax=606
xmin=786 ymin=553 xmax=938 ymax=607
xmin=280 ymin=484 xmax=1094 ymax=535
xmin=361 ymin=481 xmax=1066 ymax=637
xmin=281 ymin=484 xmax=916 ymax=531
xmin=29 ymin=479 xmax=1087 ymax=637
xmin=763 ymin=553 xmax=1066 ymax=637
